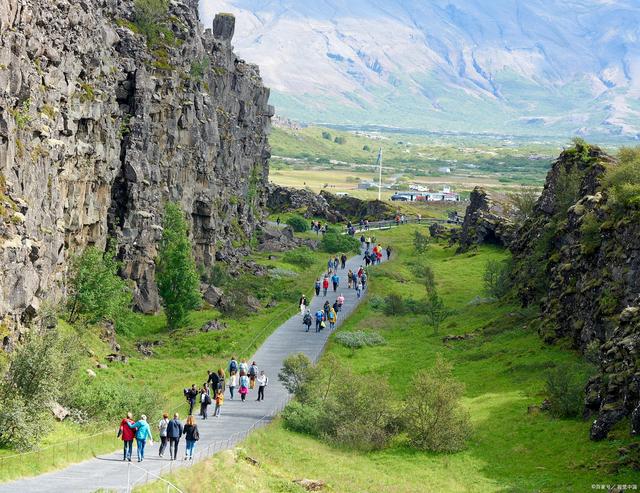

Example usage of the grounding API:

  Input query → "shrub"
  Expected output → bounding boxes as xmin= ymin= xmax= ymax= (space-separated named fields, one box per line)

xmin=133 ymin=0 xmax=170 ymax=46
xmin=411 ymin=261 xmax=435 ymax=294
xmin=402 ymin=356 xmax=472 ymax=452
xmin=604 ymin=147 xmax=640 ymax=211
xmin=282 ymin=247 xmax=315 ymax=267
xmin=334 ymin=136 xmax=346 ymax=145
xmin=66 ymin=245 xmax=133 ymax=330
xmin=413 ymin=230 xmax=430 ymax=253
xmin=281 ymin=400 xmax=323 ymax=435
xmin=508 ymin=188 xmax=539 ymax=222
xmin=321 ymin=131 xmax=332 ymax=140
xmin=382 ymin=293 xmax=406 ymax=316
xmin=483 ymin=259 xmax=513 ymax=299
xmin=334 ymin=331 xmax=386 ymax=350
xmin=579 ymin=212 xmax=602 ymax=255
xmin=545 ymin=364 xmax=585 ymax=418
xmin=286 ymin=214 xmax=309 ymax=233
xmin=279 ymin=353 xmax=318 ymax=397
xmin=156 ymin=202 xmax=202 ymax=330
xmin=321 ymin=229 xmax=360 ymax=254
xmin=0 ymin=328 xmax=78 ymax=450
xmin=424 ymin=290 xmax=451 ymax=334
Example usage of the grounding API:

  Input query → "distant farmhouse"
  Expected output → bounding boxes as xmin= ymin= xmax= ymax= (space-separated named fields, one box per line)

xmin=391 ymin=186 xmax=460 ymax=202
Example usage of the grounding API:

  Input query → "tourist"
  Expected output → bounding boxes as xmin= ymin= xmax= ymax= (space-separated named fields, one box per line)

xmin=333 ymin=256 xmax=339 ymax=272
xmin=328 ymin=306 xmax=337 ymax=329
xmin=395 ymin=215 xmax=400 ymax=226
xmin=323 ymin=300 xmax=331 ymax=320
xmin=303 ymin=309 xmax=312 ymax=332
xmin=117 ymin=412 xmax=135 ymax=462
xmin=356 ymin=280 xmax=362 ymax=299
xmin=315 ymin=278 xmax=321 ymax=296
xmin=249 ymin=361 xmax=259 ymax=389
xmin=207 ymin=371 xmax=219 ymax=399
xmin=183 ymin=415 xmax=199 ymax=460
xmin=331 ymin=272 xmax=340 ymax=292
xmin=364 ymin=253 xmax=371 ymax=267
xmin=257 ymin=370 xmax=268 ymax=401
xmin=228 ymin=370 xmax=238 ymax=400
xmin=185 ymin=384 xmax=198 ymax=415
xmin=315 ymin=309 xmax=324 ymax=332
xmin=327 ymin=257 xmax=333 ymax=273
xmin=166 ymin=413 xmax=183 ymax=461
xmin=322 ymin=275 xmax=329 ymax=296
xmin=360 ymin=234 xmax=365 ymax=247
xmin=239 ymin=371 xmax=250 ymax=401
xmin=229 ymin=356 xmax=238 ymax=374
xmin=299 ymin=294 xmax=307 ymax=316
xmin=386 ymin=246 xmax=392 ymax=260
xmin=158 ymin=413 xmax=169 ymax=457
xmin=276 ymin=217 xmax=281 ymax=226
xmin=340 ymin=253 xmax=347 ymax=269
xmin=361 ymin=272 xmax=368 ymax=290
xmin=417 ymin=213 xmax=421 ymax=223
xmin=337 ymin=293 xmax=345 ymax=312
xmin=200 ymin=384 xmax=211 ymax=419
xmin=239 ymin=359 xmax=249 ymax=375
xmin=365 ymin=236 xmax=371 ymax=249
xmin=217 ymin=368 xmax=226 ymax=394
xmin=214 ymin=389 xmax=224 ymax=417
xmin=127 ymin=415 xmax=153 ymax=463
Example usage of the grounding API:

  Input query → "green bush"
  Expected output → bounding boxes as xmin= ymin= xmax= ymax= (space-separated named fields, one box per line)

xmin=282 ymin=247 xmax=315 ymax=267
xmin=156 ymin=202 xmax=202 ymax=330
xmin=382 ymin=293 xmax=406 ymax=316
xmin=281 ymin=400 xmax=323 ymax=435
xmin=334 ymin=331 xmax=386 ymax=350
xmin=413 ymin=230 xmax=429 ymax=254
xmin=66 ymin=245 xmax=133 ymax=331
xmin=279 ymin=353 xmax=318 ymax=398
xmin=321 ymin=228 xmax=360 ymax=254
xmin=66 ymin=378 xmax=161 ymax=423
xmin=604 ymin=147 xmax=640 ymax=211
xmin=0 ymin=328 xmax=78 ymax=450
xmin=402 ymin=356 xmax=472 ymax=452
xmin=133 ymin=0 xmax=171 ymax=46
xmin=545 ymin=364 xmax=585 ymax=418
xmin=286 ymin=214 xmax=309 ymax=233
xmin=579 ymin=212 xmax=602 ymax=255
xmin=483 ymin=259 xmax=513 ymax=299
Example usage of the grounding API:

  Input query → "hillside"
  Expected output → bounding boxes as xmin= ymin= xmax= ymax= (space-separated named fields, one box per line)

xmin=199 ymin=0 xmax=640 ymax=137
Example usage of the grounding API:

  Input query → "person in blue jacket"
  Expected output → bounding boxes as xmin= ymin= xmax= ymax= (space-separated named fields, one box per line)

xmin=331 ymin=273 xmax=340 ymax=292
xmin=128 ymin=414 xmax=154 ymax=462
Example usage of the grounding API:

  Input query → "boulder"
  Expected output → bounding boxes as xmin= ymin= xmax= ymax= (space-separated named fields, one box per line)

xmin=86 ymin=369 xmax=97 ymax=378
xmin=202 ymin=284 xmax=224 ymax=307
xmin=50 ymin=402 xmax=69 ymax=421
xmin=292 ymin=479 xmax=326 ymax=491
xmin=201 ymin=320 xmax=227 ymax=332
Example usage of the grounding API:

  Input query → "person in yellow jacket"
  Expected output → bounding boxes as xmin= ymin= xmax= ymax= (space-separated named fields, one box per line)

xmin=328 ymin=307 xmax=337 ymax=329
xmin=214 ymin=389 xmax=224 ymax=417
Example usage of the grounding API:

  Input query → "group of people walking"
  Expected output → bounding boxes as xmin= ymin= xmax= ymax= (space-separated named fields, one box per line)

xmin=118 ymin=357 xmax=269 ymax=463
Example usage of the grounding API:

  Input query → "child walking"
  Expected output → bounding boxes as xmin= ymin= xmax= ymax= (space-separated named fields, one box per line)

xmin=214 ymin=389 xmax=224 ymax=417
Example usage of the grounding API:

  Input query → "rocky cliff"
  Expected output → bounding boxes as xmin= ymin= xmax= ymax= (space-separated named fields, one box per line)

xmin=510 ymin=142 xmax=640 ymax=439
xmin=0 ymin=0 xmax=273 ymax=343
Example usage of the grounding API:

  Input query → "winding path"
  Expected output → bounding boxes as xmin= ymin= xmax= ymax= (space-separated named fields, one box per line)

xmin=0 ymin=248 xmax=384 ymax=493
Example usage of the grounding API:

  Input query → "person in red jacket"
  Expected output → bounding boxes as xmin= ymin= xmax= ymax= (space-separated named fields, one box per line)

xmin=118 ymin=412 xmax=136 ymax=461
xmin=322 ymin=276 xmax=329 ymax=296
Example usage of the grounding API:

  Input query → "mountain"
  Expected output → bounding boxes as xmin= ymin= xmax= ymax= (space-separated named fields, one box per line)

xmin=199 ymin=0 xmax=640 ymax=137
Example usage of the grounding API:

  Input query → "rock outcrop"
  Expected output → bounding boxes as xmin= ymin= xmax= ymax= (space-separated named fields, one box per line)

xmin=510 ymin=141 xmax=640 ymax=439
xmin=0 ymin=1 xmax=272 ymax=342
xmin=456 ymin=187 xmax=515 ymax=253
xmin=266 ymin=184 xmax=395 ymax=222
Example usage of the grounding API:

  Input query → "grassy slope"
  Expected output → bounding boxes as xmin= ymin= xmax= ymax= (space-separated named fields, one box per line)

xmin=138 ymin=225 xmax=639 ymax=492
xmin=0 ymin=251 xmax=328 ymax=482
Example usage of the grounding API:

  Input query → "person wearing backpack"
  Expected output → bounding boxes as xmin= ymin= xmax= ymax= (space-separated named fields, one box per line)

xmin=117 ymin=412 xmax=135 ymax=462
xmin=207 ymin=370 xmax=219 ymax=397
xmin=249 ymin=361 xmax=258 ymax=389
xmin=227 ymin=370 xmax=238 ymax=400
xmin=166 ymin=413 xmax=183 ymax=461
xmin=256 ymin=371 xmax=268 ymax=401
xmin=356 ymin=280 xmax=362 ymax=299
xmin=127 ymin=415 xmax=153 ymax=463
xmin=303 ymin=309 xmax=312 ymax=332
xmin=183 ymin=415 xmax=199 ymax=460
xmin=185 ymin=384 xmax=198 ymax=416
xmin=239 ymin=359 xmax=249 ymax=374
xmin=315 ymin=309 xmax=324 ymax=332
xmin=239 ymin=371 xmax=250 ymax=401
xmin=361 ymin=272 xmax=368 ymax=290
xmin=340 ymin=254 xmax=347 ymax=269
xmin=314 ymin=278 xmax=321 ymax=296
xmin=322 ymin=276 xmax=329 ymax=296
xmin=347 ymin=269 xmax=353 ymax=289
xmin=328 ymin=306 xmax=337 ymax=329
xmin=158 ymin=413 xmax=169 ymax=458
xmin=331 ymin=273 xmax=339 ymax=292
xmin=200 ymin=384 xmax=211 ymax=419
xmin=337 ymin=294 xmax=345 ymax=312
xmin=228 ymin=356 xmax=238 ymax=375
xmin=299 ymin=294 xmax=307 ymax=316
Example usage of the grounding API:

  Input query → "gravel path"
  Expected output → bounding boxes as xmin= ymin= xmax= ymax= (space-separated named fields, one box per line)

xmin=0 ymin=248 xmax=383 ymax=493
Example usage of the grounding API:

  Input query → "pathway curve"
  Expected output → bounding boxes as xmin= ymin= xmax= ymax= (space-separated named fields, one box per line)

xmin=0 ymin=248 xmax=384 ymax=493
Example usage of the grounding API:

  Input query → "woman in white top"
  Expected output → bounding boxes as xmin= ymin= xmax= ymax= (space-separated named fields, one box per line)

xmin=256 ymin=371 xmax=268 ymax=402
xmin=158 ymin=413 xmax=169 ymax=458
xmin=228 ymin=371 xmax=239 ymax=400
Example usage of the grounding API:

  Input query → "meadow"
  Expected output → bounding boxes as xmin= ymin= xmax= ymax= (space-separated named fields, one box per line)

xmin=137 ymin=225 xmax=639 ymax=492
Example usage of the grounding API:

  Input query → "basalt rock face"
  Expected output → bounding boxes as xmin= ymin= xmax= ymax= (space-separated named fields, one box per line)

xmin=456 ymin=187 xmax=515 ymax=253
xmin=319 ymin=190 xmax=395 ymax=221
xmin=510 ymin=143 xmax=640 ymax=439
xmin=0 ymin=1 xmax=272 ymax=341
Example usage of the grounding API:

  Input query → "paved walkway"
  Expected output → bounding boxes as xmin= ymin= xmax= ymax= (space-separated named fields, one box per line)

xmin=0 ymin=248 xmax=384 ymax=493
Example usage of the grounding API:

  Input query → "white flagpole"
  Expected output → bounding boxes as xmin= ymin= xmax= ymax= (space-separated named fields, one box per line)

xmin=377 ymin=148 xmax=382 ymax=201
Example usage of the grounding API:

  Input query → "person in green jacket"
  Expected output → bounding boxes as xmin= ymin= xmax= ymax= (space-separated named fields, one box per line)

xmin=127 ymin=414 xmax=154 ymax=462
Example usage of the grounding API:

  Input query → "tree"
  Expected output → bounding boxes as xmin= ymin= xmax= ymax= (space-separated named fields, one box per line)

xmin=279 ymin=353 xmax=317 ymax=397
xmin=286 ymin=214 xmax=309 ymax=233
xmin=424 ymin=290 xmax=451 ymax=334
xmin=483 ymin=259 xmax=512 ymax=298
xmin=413 ymin=230 xmax=429 ymax=254
xmin=321 ymin=131 xmax=332 ymax=140
xmin=156 ymin=202 xmax=202 ymax=330
xmin=67 ymin=245 xmax=132 ymax=328
xmin=412 ymin=262 xmax=435 ymax=294
xmin=403 ymin=356 xmax=472 ymax=452
xmin=508 ymin=188 xmax=538 ymax=223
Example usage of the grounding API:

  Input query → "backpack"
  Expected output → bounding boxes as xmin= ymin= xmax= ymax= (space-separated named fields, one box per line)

xmin=303 ymin=313 xmax=311 ymax=325
xmin=205 ymin=393 xmax=212 ymax=405
xmin=249 ymin=365 xmax=257 ymax=377
xmin=229 ymin=360 xmax=238 ymax=373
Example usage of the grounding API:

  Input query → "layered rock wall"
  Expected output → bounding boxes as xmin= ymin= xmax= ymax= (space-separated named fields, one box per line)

xmin=0 ymin=0 xmax=272 ymax=341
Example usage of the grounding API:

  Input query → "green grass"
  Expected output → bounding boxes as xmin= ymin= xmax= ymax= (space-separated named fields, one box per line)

xmin=0 ymin=249 xmax=328 ymax=482
xmin=138 ymin=225 xmax=640 ymax=492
